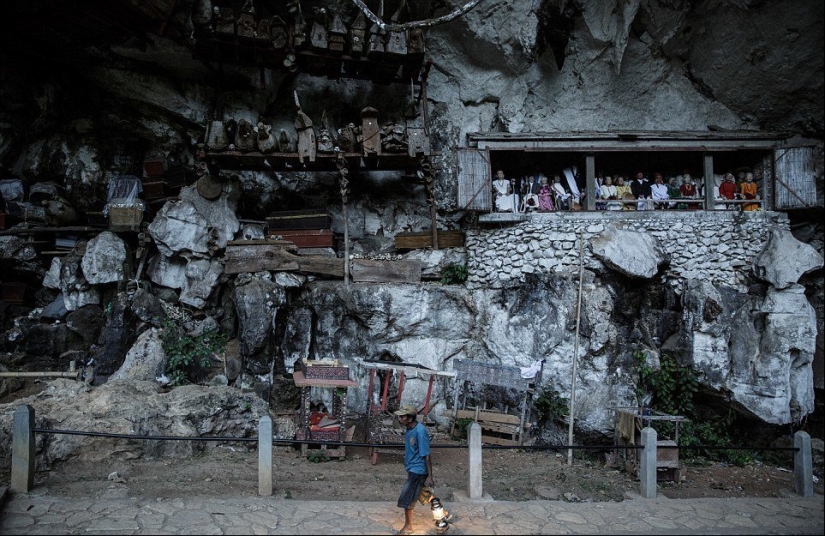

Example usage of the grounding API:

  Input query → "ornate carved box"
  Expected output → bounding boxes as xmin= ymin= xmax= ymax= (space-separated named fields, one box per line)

xmin=348 ymin=11 xmax=366 ymax=55
xmin=310 ymin=19 xmax=328 ymax=51
xmin=360 ymin=107 xmax=381 ymax=156
xmin=297 ymin=358 xmax=351 ymax=381
xmin=328 ymin=13 xmax=347 ymax=53
xmin=215 ymin=8 xmax=235 ymax=36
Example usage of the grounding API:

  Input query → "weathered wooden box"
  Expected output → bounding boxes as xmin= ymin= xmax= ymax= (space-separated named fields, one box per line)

xmin=268 ymin=228 xmax=334 ymax=248
xmin=298 ymin=359 xmax=351 ymax=381
xmin=141 ymin=181 xmax=166 ymax=200
xmin=143 ymin=158 xmax=166 ymax=177
xmin=0 ymin=282 xmax=34 ymax=304
xmin=394 ymin=230 xmax=465 ymax=250
xmin=223 ymin=240 xmax=299 ymax=274
xmin=351 ymin=259 xmax=421 ymax=283
xmin=266 ymin=209 xmax=331 ymax=230
xmin=108 ymin=206 xmax=143 ymax=232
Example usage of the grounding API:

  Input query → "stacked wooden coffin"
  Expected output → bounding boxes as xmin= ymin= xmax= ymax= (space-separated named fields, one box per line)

xmin=266 ymin=209 xmax=334 ymax=250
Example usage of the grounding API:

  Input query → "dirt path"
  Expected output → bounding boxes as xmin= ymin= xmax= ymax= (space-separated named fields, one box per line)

xmin=12 ymin=441 xmax=817 ymax=503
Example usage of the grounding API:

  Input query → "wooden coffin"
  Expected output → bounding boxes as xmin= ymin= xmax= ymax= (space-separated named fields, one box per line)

xmin=143 ymin=158 xmax=165 ymax=177
xmin=0 ymin=211 xmax=4 ymax=230
xmin=266 ymin=209 xmax=331 ymax=230
xmin=141 ymin=181 xmax=166 ymax=200
xmin=268 ymin=229 xmax=334 ymax=248
xmin=351 ymin=259 xmax=421 ymax=283
xmin=108 ymin=206 xmax=143 ymax=232
xmin=223 ymin=239 xmax=343 ymax=277
xmin=0 ymin=282 xmax=34 ymax=304
xmin=394 ymin=230 xmax=465 ymax=250
xmin=298 ymin=358 xmax=351 ymax=381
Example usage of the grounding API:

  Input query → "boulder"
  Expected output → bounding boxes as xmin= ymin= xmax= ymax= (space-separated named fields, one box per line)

xmin=110 ymin=328 xmax=166 ymax=382
xmin=590 ymin=226 xmax=668 ymax=279
xmin=81 ymin=231 xmax=127 ymax=284
xmin=753 ymin=228 xmax=823 ymax=289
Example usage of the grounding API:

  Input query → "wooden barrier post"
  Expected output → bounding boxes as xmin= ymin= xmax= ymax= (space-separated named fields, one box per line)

xmin=11 ymin=405 xmax=36 ymax=493
xmin=258 ymin=415 xmax=273 ymax=496
xmin=639 ymin=427 xmax=657 ymax=499
xmin=794 ymin=430 xmax=813 ymax=497
xmin=468 ymin=422 xmax=483 ymax=499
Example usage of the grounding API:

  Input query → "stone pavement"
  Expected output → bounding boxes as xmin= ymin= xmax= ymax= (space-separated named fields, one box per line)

xmin=1 ymin=485 xmax=823 ymax=535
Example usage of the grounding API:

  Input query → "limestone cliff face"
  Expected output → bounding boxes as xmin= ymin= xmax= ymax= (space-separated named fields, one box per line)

xmin=0 ymin=1 xmax=823 ymax=435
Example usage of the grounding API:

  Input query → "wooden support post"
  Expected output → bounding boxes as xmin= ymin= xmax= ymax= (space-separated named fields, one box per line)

xmin=366 ymin=368 xmax=376 ymax=415
xmin=585 ymin=154 xmax=596 ymax=211
xmin=396 ymin=371 xmax=406 ymax=404
xmin=423 ymin=375 xmax=435 ymax=415
xmin=258 ymin=415 xmax=273 ymax=496
xmin=380 ymin=370 xmax=392 ymax=411
xmin=703 ymin=153 xmax=715 ymax=211
xmin=11 ymin=405 xmax=35 ymax=493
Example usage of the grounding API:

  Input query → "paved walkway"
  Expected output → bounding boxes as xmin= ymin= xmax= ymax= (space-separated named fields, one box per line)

xmin=1 ymin=486 xmax=822 ymax=535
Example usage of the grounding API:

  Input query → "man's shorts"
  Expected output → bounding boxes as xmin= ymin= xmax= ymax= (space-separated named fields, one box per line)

xmin=397 ymin=472 xmax=428 ymax=509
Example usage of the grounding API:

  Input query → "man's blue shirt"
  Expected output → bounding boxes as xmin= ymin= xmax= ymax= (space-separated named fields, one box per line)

xmin=404 ymin=421 xmax=430 ymax=475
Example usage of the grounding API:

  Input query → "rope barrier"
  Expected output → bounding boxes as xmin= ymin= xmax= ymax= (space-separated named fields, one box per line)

xmin=29 ymin=427 xmax=799 ymax=453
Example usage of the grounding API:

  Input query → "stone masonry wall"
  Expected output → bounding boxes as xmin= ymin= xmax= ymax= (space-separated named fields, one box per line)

xmin=464 ymin=211 xmax=790 ymax=291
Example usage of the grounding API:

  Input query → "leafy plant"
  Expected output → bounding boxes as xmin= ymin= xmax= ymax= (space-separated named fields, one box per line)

xmin=454 ymin=417 xmax=474 ymax=439
xmin=440 ymin=263 xmax=468 ymax=285
xmin=161 ymin=319 xmax=226 ymax=386
xmin=307 ymin=449 xmax=330 ymax=463
xmin=634 ymin=351 xmax=754 ymax=465
xmin=534 ymin=388 xmax=568 ymax=424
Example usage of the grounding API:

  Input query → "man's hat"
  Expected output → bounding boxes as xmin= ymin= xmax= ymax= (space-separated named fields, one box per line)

xmin=394 ymin=405 xmax=418 ymax=417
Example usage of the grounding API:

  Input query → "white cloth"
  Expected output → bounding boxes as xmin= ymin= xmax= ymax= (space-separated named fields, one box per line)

xmin=493 ymin=178 xmax=516 ymax=212
xmin=650 ymin=183 xmax=669 ymax=201
xmin=562 ymin=167 xmax=581 ymax=202
xmin=520 ymin=359 xmax=545 ymax=379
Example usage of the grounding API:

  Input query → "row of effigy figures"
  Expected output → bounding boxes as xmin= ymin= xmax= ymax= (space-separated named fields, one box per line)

xmin=204 ymin=107 xmax=429 ymax=160
xmin=191 ymin=0 xmax=425 ymax=62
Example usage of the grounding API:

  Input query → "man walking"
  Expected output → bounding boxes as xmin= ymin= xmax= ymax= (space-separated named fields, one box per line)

xmin=394 ymin=405 xmax=450 ymax=534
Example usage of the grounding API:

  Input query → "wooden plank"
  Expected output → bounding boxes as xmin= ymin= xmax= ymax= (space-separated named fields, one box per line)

xmin=394 ymin=230 xmax=465 ymax=250
xmin=223 ymin=245 xmax=344 ymax=277
xmin=455 ymin=409 xmax=521 ymax=426
xmin=350 ymin=259 xmax=421 ymax=283
xmin=480 ymin=435 xmax=520 ymax=446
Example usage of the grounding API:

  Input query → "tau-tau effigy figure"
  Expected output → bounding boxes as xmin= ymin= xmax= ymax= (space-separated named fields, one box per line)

xmin=337 ymin=123 xmax=359 ymax=153
xmin=294 ymin=92 xmax=316 ymax=163
xmin=234 ymin=118 xmax=256 ymax=152
xmin=256 ymin=122 xmax=278 ymax=153
xmin=381 ymin=122 xmax=408 ymax=153
xmin=279 ymin=129 xmax=293 ymax=153
xmin=317 ymin=111 xmax=336 ymax=152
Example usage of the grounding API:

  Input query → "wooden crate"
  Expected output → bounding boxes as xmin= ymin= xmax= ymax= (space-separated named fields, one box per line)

xmin=394 ymin=230 xmax=465 ymax=250
xmin=268 ymin=228 xmax=334 ymax=248
xmin=108 ymin=206 xmax=143 ymax=232
xmin=298 ymin=358 xmax=350 ymax=381
xmin=141 ymin=180 xmax=166 ymax=199
xmin=223 ymin=239 xmax=344 ymax=277
xmin=350 ymin=259 xmax=421 ymax=283
xmin=143 ymin=158 xmax=166 ymax=177
xmin=266 ymin=209 xmax=331 ymax=230
xmin=0 ymin=282 xmax=34 ymax=304
xmin=453 ymin=408 xmax=526 ymax=446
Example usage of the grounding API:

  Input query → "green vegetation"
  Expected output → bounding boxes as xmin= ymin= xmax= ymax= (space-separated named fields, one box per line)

xmin=454 ymin=417 xmax=474 ymax=439
xmin=440 ymin=263 xmax=468 ymax=284
xmin=307 ymin=449 xmax=330 ymax=463
xmin=534 ymin=388 xmax=569 ymax=424
xmin=634 ymin=350 xmax=755 ymax=466
xmin=161 ymin=319 xmax=226 ymax=386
